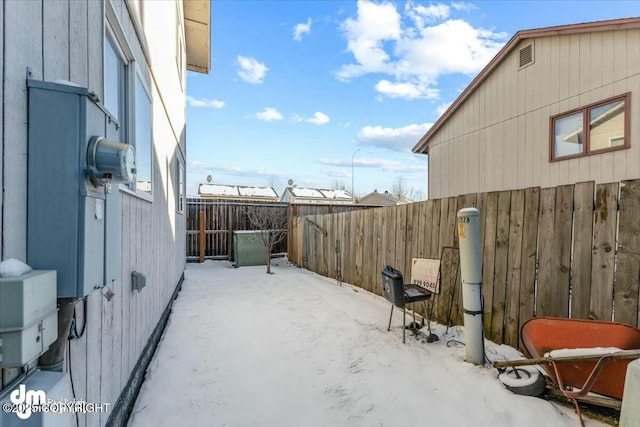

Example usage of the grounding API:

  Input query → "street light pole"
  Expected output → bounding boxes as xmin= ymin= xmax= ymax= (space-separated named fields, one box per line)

xmin=351 ymin=148 xmax=361 ymax=203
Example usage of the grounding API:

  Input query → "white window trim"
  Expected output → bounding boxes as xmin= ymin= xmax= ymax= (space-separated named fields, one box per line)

xmin=130 ymin=64 xmax=154 ymax=201
xmin=106 ymin=3 xmax=135 ymax=62
xmin=107 ymin=7 xmax=154 ymax=202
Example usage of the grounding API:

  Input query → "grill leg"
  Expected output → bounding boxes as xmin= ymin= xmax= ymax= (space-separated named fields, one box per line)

xmin=412 ymin=304 xmax=416 ymax=328
xmin=402 ymin=305 xmax=406 ymax=343
xmin=387 ymin=304 xmax=394 ymax=331
xmin=422 ymin=300 xmax=432 ymax=335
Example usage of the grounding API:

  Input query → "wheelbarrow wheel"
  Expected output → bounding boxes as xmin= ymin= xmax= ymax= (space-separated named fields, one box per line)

xmin=498 ymin=367 xmax=546 ymax=397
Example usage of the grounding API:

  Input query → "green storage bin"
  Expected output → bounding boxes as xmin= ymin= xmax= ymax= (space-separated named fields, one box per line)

xmin=233 ymin=231 xmax=268 ymax=267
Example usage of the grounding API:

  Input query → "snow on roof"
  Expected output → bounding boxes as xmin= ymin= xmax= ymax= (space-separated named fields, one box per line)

xmin=238 ymin=186 xmax=278 ymax=198
xmin=198 ymin=184 xmax=278 ymax=199
xmin=290 ymin=187 xmax=324 ymax=198
xmin=199 ymin=184 xmax=239 ymax=196
xmin=319 ymin=189 xmax=351 ymax=199
xmin=289 ymin=187 xmax=351 ymax=199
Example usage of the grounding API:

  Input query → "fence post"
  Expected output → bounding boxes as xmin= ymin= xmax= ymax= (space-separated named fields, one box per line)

xmin=199 ymin=210 xmax=205 ymax=263
xmin=227 ymin=204 xmax=233 ymax=261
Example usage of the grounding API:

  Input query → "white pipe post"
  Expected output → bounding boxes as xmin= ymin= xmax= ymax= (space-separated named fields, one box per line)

xmin=457 ymin=208 xmax=484 ymax=365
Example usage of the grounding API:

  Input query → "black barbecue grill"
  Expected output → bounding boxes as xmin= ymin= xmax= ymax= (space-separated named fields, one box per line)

xmin=381 ymin=265 xmax=438 ymax=343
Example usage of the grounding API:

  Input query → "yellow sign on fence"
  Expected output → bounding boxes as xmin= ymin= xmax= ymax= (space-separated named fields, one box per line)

xmin=410 ymin=258 xmax=441 ymax=293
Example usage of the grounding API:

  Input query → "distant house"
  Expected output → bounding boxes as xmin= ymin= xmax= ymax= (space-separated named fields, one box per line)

xmin=356 ymin=190 xmax=407 ymax=206
xmin=412 ymin=17 xmax=640 ymax=199
xmin=0 ymin=0 xmax=210 ymax=424
xmin=280 ymin=187 xmax=354 ymax=204
xmin=198 ymin=184 xmax=279 ymax=202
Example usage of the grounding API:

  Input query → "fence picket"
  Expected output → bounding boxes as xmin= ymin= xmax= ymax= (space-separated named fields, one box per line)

xmin=489 ymin=191 xmax=511 ymax=343
xmin=536 ymin=187 xmax=557 ymax=317
xmin=615 ymin=180 xmax=640 ymax=327
xmin=482 ymin=192 xmax=499 ymax=335
xmin=590 ymin=183 xmax=618 ymax=321
xmin=504 ymin=189 xmax=524 ymax=348
xmin=518 ymin=187 xmax=540 ymax=344
xmin=571 ymin=182 xmax=595 ymax=319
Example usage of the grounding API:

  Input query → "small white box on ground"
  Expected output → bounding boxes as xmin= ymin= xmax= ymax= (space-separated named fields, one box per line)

xmin=620 ymin=358 xmax=640 ymax=427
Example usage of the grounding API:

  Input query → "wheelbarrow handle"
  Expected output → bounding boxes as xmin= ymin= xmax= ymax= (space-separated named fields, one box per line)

xmin=493 ymin=348 xmax=640 ymax=369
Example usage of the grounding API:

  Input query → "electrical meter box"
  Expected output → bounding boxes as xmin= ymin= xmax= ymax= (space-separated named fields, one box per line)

xmin=27 ymin=80 xmax=135 ymax=298
xmin=0 ymin=271 xmax=58 ymax=367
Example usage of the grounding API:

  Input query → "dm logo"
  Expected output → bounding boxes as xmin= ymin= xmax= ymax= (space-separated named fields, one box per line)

xmin=10 ymin=384 xmax=46 ymax=420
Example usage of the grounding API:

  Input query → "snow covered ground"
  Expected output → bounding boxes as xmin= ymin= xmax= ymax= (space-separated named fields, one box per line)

xmin=128 ymin=259 xmax=607 ymax=427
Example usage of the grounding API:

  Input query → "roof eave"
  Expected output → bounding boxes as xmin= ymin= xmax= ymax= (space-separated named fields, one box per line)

xmin=184 ymin=0 xmax=211 ymax=74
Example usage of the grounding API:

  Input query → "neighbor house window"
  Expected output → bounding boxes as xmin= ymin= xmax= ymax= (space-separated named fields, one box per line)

xmin=134 ymin=73 xmax=153 ymax=195
xmin=551 ymin=94 xmax=629 ymax=160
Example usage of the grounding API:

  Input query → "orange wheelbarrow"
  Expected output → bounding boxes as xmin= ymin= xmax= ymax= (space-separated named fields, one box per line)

xmin=494 ymin=317 xmax=640 ymax=425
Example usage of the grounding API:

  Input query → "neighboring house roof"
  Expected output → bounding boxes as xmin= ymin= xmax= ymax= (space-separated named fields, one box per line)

xmin=184 ymin=0 xmax=211 ymax=73
xmin=412 ymin=17 xmax=640 ymax=154
xmin=280 ymin=187 xmax=353 ymax=204
xmin=356 ymin=190 xmax=407 ymax=206
xmin=198 ymin=184 xmax=279 ymax=201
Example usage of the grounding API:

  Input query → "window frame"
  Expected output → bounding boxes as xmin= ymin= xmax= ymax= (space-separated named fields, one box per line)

xmin=549 ymin=93 xmax=630 ymax=162
xmin=131 ymin=67 xmax=154 ymax=200
xmin=105 ymin=7 xmax=155 ymax=202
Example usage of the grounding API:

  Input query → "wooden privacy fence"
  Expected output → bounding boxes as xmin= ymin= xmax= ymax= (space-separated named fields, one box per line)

xmin=288 ymin=180 xmax=640 ymax=349
xmin=186 ymin=199 xmax=288 ymax=261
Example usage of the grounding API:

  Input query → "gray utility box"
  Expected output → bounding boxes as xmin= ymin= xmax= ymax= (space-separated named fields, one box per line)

xmin=0 ymin=271 xmax=58 ymax=367
xmin=233 ymin=231 xmax=268 ymax=267
xmin=0 ymin=369 xmax=74 ymax=426
xmin=27 ymin=80 xmax=127 ymax=298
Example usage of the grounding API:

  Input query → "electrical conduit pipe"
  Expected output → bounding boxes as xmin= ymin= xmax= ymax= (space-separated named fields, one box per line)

xmin=457 ymin=208 xmax=484 ymax=365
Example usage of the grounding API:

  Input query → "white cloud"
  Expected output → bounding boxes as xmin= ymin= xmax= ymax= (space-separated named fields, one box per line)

xmin=318 ymin=157 xmax=424 ymax=174
xmin=293 ymin=112 xmax=330 ymax=125
xmin=435 ymin=101 xmax=453 ymax=116
xmin=336 ymin=0 xmax=402 ymax=81
xmin=405 ymin=2 xmax=450 ymax=26
xmin=253 ymin=107 xmax=283 ymax=121
xmin=375 ymin=80 xmax=439 ymax=100
xmin=187 ymin=96 xmax=225 ymax=109
xmin=451 ymin=2 xmax=477 ymax=12
xmin=293 ymin=18 xmax=312 ymax=41
xmin=237 ymin=55 xmax=269 ymax=84
xmin=357 ymin=122 xmax=432 ymax=152
xmin=336 ymin=0 xmax=507 ymax=100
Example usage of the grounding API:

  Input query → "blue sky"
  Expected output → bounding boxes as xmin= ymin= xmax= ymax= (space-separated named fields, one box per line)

xmin=185 ymin=0 xmax=639 ymax=199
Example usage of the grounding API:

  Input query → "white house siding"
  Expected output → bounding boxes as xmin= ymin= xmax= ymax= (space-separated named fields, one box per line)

xmin=0 ymin=0 xmax=4 ymax=263
xmin=1 ymin=2 xmax=187 ymax=427
xmin=427 ymin=29 xmax=640 ymax=199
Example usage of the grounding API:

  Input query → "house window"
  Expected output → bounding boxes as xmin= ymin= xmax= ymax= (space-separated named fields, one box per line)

xmin=104 ymin=33 xmax=127 ymax=127
xmin=177 ymin=158 xmax=185 ymax=213
xmin=134 ymin=74 xmax=153 ymax=195
xmin=551 ymin=94 xmax=629 ymax=160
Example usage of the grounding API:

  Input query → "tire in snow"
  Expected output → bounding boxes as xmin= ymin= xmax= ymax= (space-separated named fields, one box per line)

xmin=498 ymin=367 xmax=547 ymax=397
